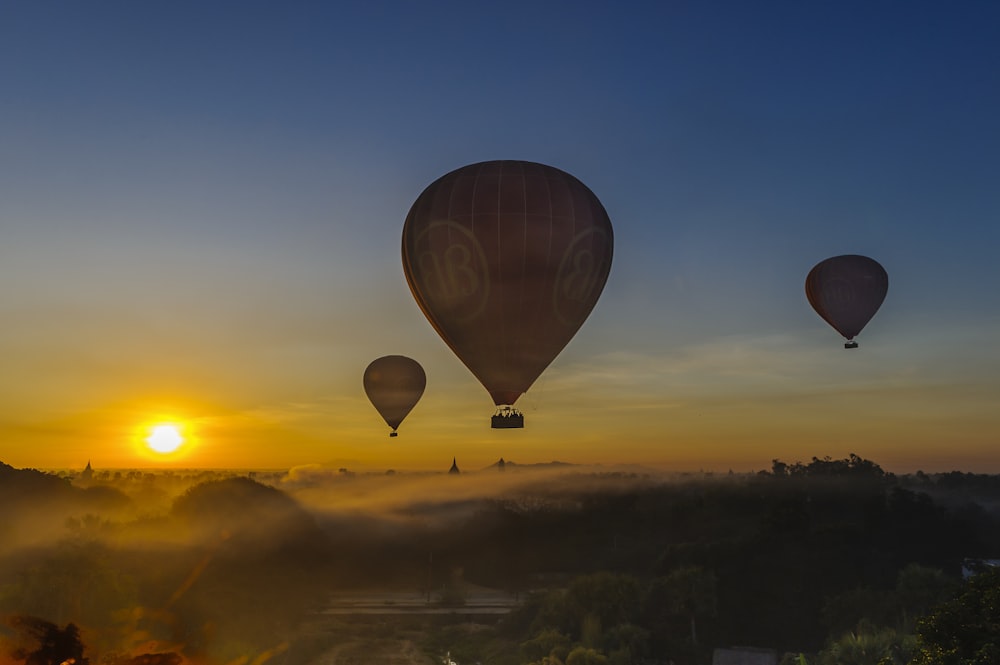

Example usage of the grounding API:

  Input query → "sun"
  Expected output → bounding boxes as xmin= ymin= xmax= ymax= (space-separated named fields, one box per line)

xmin=146 ymin=424 xmax=184 ymax=454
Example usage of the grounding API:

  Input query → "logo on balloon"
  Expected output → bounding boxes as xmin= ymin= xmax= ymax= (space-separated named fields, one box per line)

xmin=554 ymin=228 xmax=611 ymax=327
xmin=823 ymin=279 xmax=857 ymax=307
xmin=414 ymin=220 xmax=490 ymax=322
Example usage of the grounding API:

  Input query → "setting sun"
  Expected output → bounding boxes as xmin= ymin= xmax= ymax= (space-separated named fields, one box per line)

xmin=146 ymin=424 xmax=184 ymax=454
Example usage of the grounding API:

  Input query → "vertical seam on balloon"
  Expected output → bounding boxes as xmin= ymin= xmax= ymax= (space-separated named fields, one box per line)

xmin=471 ymin=165 xmax=482 ymax=392
xmin=470 ymin=163 xmax=481 ymax=240
xmin=537 ymin=166 xmax=555 ymax=406
xmin=455 ymin=167 xmax=467 ymax=278
xmin=519 ymin=162 xmax=527 ymax=357
xmin=542 ymin=166 xmax=554 ymax=353
xmin=497 ymin=161 xmax=507 ymax=401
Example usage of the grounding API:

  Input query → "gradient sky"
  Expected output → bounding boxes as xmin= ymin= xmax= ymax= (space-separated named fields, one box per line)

xmin=1 ymin=2 xmax=998 ymax=473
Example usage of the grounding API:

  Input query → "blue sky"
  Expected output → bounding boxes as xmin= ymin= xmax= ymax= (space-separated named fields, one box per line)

xmin=1 ymin=2 xmax=998 ymax=472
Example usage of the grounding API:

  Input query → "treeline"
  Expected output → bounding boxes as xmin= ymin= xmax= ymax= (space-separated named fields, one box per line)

xmin=416 ymin=456 xmax=1000 ymax=663
xmin=0 ymin=473 xmax=336 ymax=665
xmin=436 ymin=563 xmax=996 ymax=665
xmin=3 ymin=455 xmax=1000 ymax=665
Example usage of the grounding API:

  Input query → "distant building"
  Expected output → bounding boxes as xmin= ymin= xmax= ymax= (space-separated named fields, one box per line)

xmin=449 ymin=457 xmax=460 ymax=474
xmin=79 ymin=460 xmax=94 ymax=483
xmin=498 ymin=457 xmax=505 ymax=472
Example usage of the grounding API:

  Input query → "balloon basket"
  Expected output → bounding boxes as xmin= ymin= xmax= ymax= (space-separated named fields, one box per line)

xmin=844 ymin=341 xmax=859 ymax=349
xmin=389 ymin=431 xmax=398 ymax=437
xmin=492 ymin=407 xmax=524 ymax=429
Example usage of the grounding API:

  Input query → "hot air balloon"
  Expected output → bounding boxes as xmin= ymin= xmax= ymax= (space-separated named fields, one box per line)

xmin=806 ymin=254 xmax=888 ymax=348
xmin=363 ymin=355 xmax=426 ymax=436
xmin=402 ymin=160 xmax=613 ymax=427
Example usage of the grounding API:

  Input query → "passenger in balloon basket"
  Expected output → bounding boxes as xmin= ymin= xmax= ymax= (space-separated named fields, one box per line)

xmin=492 ymin=406 xmax=524 ymax=429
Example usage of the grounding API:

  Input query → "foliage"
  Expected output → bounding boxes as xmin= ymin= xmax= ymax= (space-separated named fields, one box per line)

xmin=5 ymin=615 xmax=90 ymax=665
xmin=529 ymin=573 xmax=643 ymax=642
xmin=483 ymin=455 xmax=990 ymax=660
xmin=647 ymin=565 xmax=716 ymax=645
xmin=816 ymin=626 xmax=914 ymax=665
xmin=602 ymin=623 xmax=648 ymax=665
xmin=520 ymin=628 xmax=571 ymax=663
xmin=421 ymin=622 xmax=520 ymax=665
xmin=910 ymin=567 xmax=1000 ymax=664
xmin=895 ymin=563 xmax=959 ymax=632
xmin=769 ymin=454 xmax=892 ymax=483
xmin=0 ymin=540 xmax=137 ymax=629
xmin=564 ymin=646 xmax=608 ymax=665
xmin=162 ymin=477 xmax=335 ymax=659
xmin=563 ymin=573 xmax=643 ymax=635
xmin=4 ymin=455 xmax=1000 ymax=664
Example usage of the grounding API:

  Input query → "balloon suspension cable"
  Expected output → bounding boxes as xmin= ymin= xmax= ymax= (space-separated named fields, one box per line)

xmin=491 ymin=405 xmax=524 ymax=429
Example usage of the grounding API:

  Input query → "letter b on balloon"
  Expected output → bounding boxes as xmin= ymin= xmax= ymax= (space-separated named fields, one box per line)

xmin=402 ymin=161 xmax=613 ymax=414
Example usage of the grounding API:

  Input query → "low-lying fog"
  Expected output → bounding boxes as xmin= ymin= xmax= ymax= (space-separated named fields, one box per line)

xmin=0 ymin=459 xmax=678 ymax=664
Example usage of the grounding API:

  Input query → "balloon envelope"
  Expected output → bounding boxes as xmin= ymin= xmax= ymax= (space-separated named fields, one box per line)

xmin=363 ymin=355 xmax=426 ymax=433
xmin=402 ymin=160 xmax=613 ymax=407
xmin=806 ymin=255 xmax=888 ymax=344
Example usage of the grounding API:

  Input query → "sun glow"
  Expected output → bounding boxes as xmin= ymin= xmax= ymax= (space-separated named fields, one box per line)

xmin=146 ymin=423 xmax=184 ymax=454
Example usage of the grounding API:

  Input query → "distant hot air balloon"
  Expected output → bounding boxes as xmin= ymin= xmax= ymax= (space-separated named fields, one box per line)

xmin=806 ymin=254 xmax=888 ymax=348
xmin=402 ymin=160 xmax=613 ymax=428
xmin=363 ymin=355 xmax=426 ymax=436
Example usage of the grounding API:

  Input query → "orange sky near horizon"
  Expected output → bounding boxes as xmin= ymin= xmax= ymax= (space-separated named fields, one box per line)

xmin=3 ymin=318 xmax=998 ymax=474
xmin=2 ymin=4 xmax=999 ymax=476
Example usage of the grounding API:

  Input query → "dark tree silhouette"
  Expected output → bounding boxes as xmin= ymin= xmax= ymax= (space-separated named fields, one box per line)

xmin=6 ymin=615 xmax=89 ymax=665
xmin=911 ymin=567 xmax=1000 ymax=664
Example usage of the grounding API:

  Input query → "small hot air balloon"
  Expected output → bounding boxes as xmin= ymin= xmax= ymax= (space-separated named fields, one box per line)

xmin=806 ymin=254 xmax=888 ymax=348
xmin=363 ymin=355 xmax=426 ymax=436
xmin=402 ymin=160 xmax=613 ymax=427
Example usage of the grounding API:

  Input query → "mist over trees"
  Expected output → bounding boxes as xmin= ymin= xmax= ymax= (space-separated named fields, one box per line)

xmin=0 ymin=468 xmax=335 ymax=664
xmin=1 ymin=455 xmax=1000 ymax=665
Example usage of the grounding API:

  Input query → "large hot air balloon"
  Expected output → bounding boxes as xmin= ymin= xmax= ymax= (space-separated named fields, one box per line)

xmin=363 ymin=355 xmax=426 ymax=437
xmin=806 ymin=254 xmax=888 ymax=349
xmin=402 ymin=160 xmax=613 ymax=428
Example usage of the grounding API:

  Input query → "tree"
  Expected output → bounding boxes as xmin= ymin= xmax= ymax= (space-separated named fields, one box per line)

xmin=603 ymin=623 xmax=649 ymax=665
xmin=648 ymin=566 xmax=717 ymax=646
xmin=816 ymin=627 xmax=913 ymax=665
xmin=565 ymin=646 xmax=608 ymax=665
xmin=0 ymin=539 xmax=137 ymax=639
xmin=563 ymin=573 xmax=642 ymax=636
xmin=521 ymin=628 xmax=572 ymax=663
xmin=911 ymin=566 xmax=1000 ymax=664
xmin=6 ymin=615 xmax=89 ymax=665
xmin=581 ymin=613 xmax=602 ymax=649
xmin=820 ymin=587 xmax=896 ymax=637
xmin=894 ymin=564 xmax=957 ymax=632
